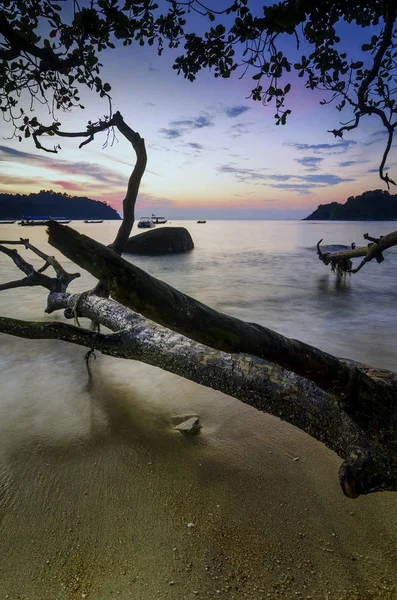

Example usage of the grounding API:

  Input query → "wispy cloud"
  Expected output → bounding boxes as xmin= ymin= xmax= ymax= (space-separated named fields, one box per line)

xmin=338 ymin=160 xmax=363 ymax=168
xmin=159 ymin=128 xmax=182 ymax=139
xmin=217 ymin=162 xmax=354 ymax=194
xmin=160 ymin=113 xmax=214 ymax=139
xmin=367 ymin=165 xmax=391 ymax=173
xmin=0 ymin=174 xmax=43 ymax=187
xmin=0 ymin=145 xmax=127 ymax=188
xmin=51 ymin=180 xmax=87 ymax=191
xmin=224 ymin=105 xmax=251 ymax=118
xmin=288 ymin=140 xmax=358 ymax=154
xmin=217 ymin=164 xmax=268 ymax=181
xmin=295 ymin=156 xmax=324 ymax=171
xmin=228 ymin=122 xmax=252 ymax=138
xmin=185 ymin=142 xmax=204 ymax=151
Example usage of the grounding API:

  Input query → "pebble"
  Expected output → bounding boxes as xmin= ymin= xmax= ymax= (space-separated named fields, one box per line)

xmin=174 ymin=417 xmax=202 ymax=434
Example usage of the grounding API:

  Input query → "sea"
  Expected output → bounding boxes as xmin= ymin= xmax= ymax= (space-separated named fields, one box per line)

xmin=0 ymin=220 xmax=396 ymax=599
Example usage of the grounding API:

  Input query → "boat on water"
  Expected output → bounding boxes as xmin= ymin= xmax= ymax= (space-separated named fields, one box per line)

xmin=19 ymin=216 xmax=71 ymax=226
xmin=197 ymin=220 xmax=207 ymax=224
xmin=0 ymin=219 xmax=16 ymax=224
xmin=84 ymin=220 xmax=104 ymax=223
xmin=137 ymin=217 xmax=155 ymax=229
xmin=151 ymin=214 xmax=167 ymax=224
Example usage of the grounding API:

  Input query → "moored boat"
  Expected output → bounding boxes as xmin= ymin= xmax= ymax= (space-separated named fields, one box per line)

xmin=84 ymin=220 xmax=104 ymax=223
xmin=0 ymin=219 xmax=16 ymax=224
xmin=19 ymin=216 xmax=71 ymax=226
xmin=151 ymin=214 xmax=167 ymax=224
xmin=197 ymin=220 xmax=207 ymax=224
xmin=137 ymin=217 xmax=155 ymax=228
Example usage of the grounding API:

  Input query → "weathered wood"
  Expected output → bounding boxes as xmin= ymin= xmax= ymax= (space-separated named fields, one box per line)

xmin=317 ymin=230 xmax=397 ymax=273
xmin=47 ymin=221 xmax=396 ymax=441
xmin=1 ymin=291 xmax=396 ymax=497
xmin=2 ymin=112 xmax=397 ymax=499
xmin=110 ymin=112 xmax=147 ymax=254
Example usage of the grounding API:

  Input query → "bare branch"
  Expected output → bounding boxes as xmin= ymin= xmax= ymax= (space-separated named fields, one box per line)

xmin=0 ymin=240 xmax=80 ymax=293
xmin=110 ymin=112 xmax=147 ymax=254
xmin=318 ymin=231 xmax=397 ymax=274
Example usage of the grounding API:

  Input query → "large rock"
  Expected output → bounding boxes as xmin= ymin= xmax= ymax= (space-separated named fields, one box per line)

xmin=124 ymin=226 xmax=194 ymax=255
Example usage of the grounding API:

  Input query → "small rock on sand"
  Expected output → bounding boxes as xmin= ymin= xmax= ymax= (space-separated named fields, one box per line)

xmin=174 ymin=417 xmax=201 ymax=435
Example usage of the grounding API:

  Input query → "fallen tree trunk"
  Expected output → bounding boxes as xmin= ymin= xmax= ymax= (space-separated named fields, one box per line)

xmin=1 ymin=113 xmax=397 ymax=500
xmin=1 ymin=292 xmax=396 ymax=499
xmin=47 ymin=222 xmax=397 ymax=443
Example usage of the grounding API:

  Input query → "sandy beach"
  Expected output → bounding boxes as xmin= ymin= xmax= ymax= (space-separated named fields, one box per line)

xmin=0 ymin=338 xmax=396 ymax=600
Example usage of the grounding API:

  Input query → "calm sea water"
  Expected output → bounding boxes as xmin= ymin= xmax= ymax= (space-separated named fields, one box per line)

xmin=0 ymin=220 xmax=397 ymax=599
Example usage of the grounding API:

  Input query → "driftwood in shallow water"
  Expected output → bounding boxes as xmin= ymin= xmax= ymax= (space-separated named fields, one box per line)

xmin=317 ymin=230 xmax=397 ymax=275
xmin=1 ymin=113 xmax=397 ymax=499
xmin=1 ymin=253 xmax=397 ymax=499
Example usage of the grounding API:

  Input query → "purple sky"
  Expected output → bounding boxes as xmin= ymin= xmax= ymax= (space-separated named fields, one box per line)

xmin=0 ymin=3 xmax=393 ymax=219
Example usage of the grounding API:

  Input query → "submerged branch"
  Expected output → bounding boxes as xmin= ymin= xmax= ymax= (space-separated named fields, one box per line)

xmin=317 ymin=230 xmax=397 ymax=274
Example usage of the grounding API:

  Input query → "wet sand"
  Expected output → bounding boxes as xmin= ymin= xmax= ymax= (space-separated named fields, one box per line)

xmin=0 ymin=340 xmax=396 ymax=600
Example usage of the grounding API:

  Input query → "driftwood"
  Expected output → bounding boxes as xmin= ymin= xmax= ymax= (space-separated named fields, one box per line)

xmin=1 ymin=113 xmax=397 ymax=499
xmin=317 ymin=231 xmax=397 ymax=275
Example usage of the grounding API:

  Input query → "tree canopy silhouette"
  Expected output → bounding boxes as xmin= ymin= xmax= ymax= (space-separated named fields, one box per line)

xmin=1 ymin=0 xmax=396 ymax=183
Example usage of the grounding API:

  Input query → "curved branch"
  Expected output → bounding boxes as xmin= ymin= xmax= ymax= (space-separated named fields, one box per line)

xmin=111 ymin=112 xmax=147 ymax=254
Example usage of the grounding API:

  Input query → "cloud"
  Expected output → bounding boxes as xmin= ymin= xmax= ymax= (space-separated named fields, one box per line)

xmin=0 ymin=174 xmax=43 ymax=186
xmin=224 ymin=105 xmax=251 ymax=118
xmin=228 ymin=122 xmax=252 ymax=138
xmin=172 ymin=115 xmax=213 ymax=129
xmin=160 ymin=113 xmax=214 ymax=139
xmin=0 ymin=145 xmax=127 ymax=188
xmin=295 ymin=156 xmax=324 ymax=171
xmin=51 ymin=180 xmax=88 ymax=191
xmin=217 ymin=164 xmax=268 ymax=181
xmin=185 ymin=142 xmax=204 ymax=151
xmin=367 ymin=165 xmax=391 ymax=173
xmin=217 ymin=162 xmax=354 ymax=194
xmin=288 ymin=174 xmax=354 ymax=185
xmin=288 ymin=140 xmax=358 ymax=154
xmin=338 ymin=160 xmax=362 ymax=167
xmin=268 ymin=183 xmax=313 ymax=195
xmin=159 ymin=128 xmax=183 ymax=139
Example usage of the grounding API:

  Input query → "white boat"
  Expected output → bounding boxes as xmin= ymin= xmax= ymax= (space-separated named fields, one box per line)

xmin=137 ymin=217 xmax=155 ymax=229
xmin=151 ymin=214 xmax=167 ymax=224
xmin=0 ymin=219 xmax=16 ymax=224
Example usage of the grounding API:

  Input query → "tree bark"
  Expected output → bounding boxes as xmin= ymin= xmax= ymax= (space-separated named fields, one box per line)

xmin=1 ymin=113 xmax=397 ymax=499
xmin=47 ymin=221 xmax=396 ymax=441
xmin=317 ymin=231 xmax=397 ymax=274
xmin=2 ymin=291 xmax=396 ymax=498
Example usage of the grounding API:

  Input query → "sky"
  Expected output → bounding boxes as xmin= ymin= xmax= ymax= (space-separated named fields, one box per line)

xmin=0 ymin=3 xmax=394 ymax=220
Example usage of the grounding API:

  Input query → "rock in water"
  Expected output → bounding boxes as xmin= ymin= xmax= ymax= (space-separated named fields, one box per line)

xmin=174 ymin=417 xmax=201 ymax=435
xmin=124 ymin=227 xmax=194 ymax=255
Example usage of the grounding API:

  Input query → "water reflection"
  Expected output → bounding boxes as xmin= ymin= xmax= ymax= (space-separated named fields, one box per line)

xmin=1 ymin=221 xmax=397 ymax=598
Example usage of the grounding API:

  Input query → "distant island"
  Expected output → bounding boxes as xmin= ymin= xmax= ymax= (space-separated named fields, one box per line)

xmin=0 ymin=190 xmax=121 ymax=220
xmin=304 ymin=189 xmax=397 ymax=221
